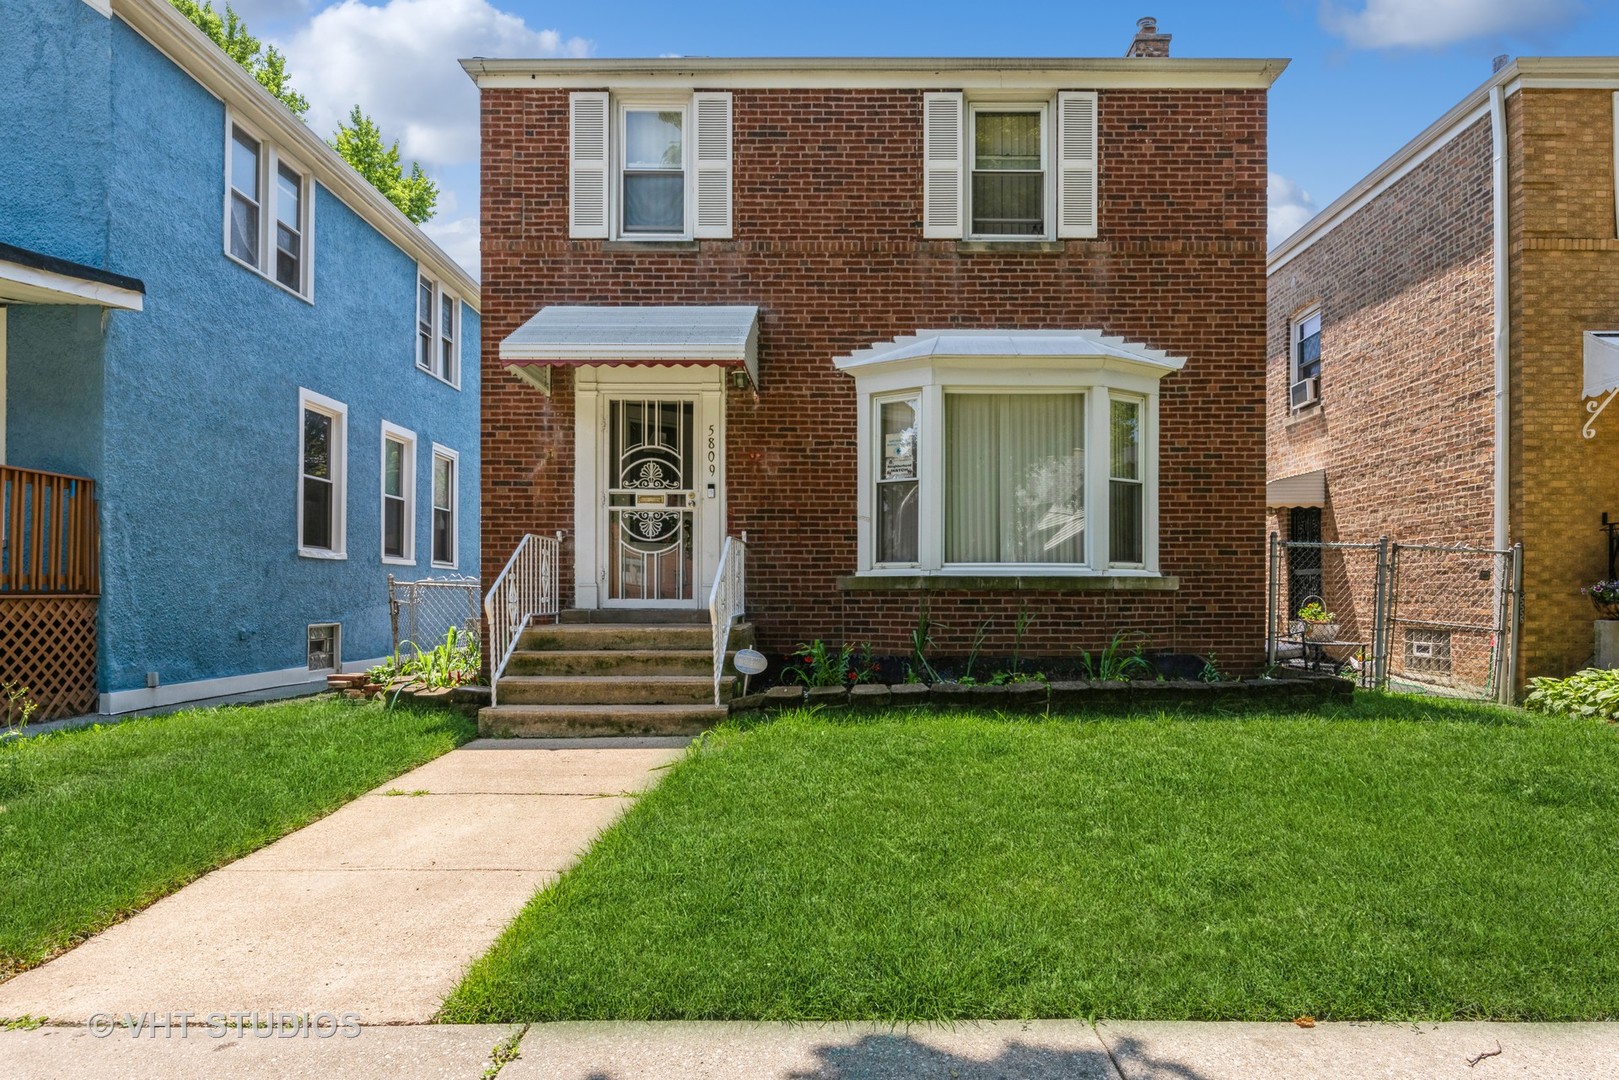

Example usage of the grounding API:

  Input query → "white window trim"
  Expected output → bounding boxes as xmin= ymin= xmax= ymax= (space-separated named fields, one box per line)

xmin=298 ymin=388 xmax=348 ymax=560
xmin=613 ymin=96 xmax=693 ymax=242
xmin=415 ymin=266 xmax=462 ymax=389
xmin=430 ymin=443 xmax=460 ymax=569
xmin=1288 ymin=304 xmax=1323 ymax=409
xmin=851 ymin=360 xmax=1163 ymax=577
xmin=966 ymin=99 xmax=1055 ymax=242
xmin=380 ymin=420 xmax=417 ymax=566
xmin=307 ymin=622 xmax=341 ymax=673
xmin=223 ymin=110 xmax=315 ymax=303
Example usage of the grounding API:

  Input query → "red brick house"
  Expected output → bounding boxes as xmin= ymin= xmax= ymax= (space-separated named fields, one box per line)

xmin=1267 ymin=58 xmax=1619 ymax=698
xmin=466 ymin=23 xmax=1286 ymax=721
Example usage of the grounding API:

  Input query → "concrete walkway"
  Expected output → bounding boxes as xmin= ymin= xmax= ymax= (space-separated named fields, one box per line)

xmin=0 ymin=737 xmax=688 ymax=1026
xmin=3 ymin=1019 xmax=1616 ymax=1079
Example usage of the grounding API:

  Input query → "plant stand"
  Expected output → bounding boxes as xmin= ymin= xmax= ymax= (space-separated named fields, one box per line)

xmin=1598 ymin=620 xmax=1619 ymax=670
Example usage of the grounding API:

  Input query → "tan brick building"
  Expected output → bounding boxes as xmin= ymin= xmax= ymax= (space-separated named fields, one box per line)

xmin=1267 ymin=58 xmax=1619 ymax=695
xmin=466 ymin=27 xmax=1287 ymax=700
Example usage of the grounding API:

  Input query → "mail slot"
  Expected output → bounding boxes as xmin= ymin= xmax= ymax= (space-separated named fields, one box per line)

xmin=637 ymin=494 xmax=665 ymax=506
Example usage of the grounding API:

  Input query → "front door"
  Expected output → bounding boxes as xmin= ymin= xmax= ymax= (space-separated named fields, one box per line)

xmin=605 ymin=397 xmax=696 ymax=604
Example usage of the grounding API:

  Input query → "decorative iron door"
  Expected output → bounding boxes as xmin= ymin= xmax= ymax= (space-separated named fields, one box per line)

xmin=606 ymin=398 xmax=696 ymax=603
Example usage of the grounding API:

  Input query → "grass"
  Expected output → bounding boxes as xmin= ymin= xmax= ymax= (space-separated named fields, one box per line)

xmin=0 ymin=697 xmax=473 ymax=979
xmin=442 ymin=694 xmax=1619 ymax=1023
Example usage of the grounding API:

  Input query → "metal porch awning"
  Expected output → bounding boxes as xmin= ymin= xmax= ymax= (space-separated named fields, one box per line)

xmin=499 ymin=305 xmax=760 ymax=393
xmin=1267 ymin=469 xmax=1325 ymax=508
xmin=0 ymin=242 xmax=145 ymax=310
xmin=1584 ymin=331 xmax=1619 ymax=439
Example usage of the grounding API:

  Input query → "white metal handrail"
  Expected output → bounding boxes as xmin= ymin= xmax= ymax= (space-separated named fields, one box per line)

xmin=707 ymin=533 xmax=747 ymax=706
xmin=484 ymin=532 xmax=561 ymax=706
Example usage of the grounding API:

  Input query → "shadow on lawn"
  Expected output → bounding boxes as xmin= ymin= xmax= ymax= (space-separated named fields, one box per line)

xmin=755 ymin=1030 xmax=1212 ymax=1080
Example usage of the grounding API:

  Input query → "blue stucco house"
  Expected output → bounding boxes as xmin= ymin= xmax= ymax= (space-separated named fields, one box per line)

xmin=0 ymin=0 xmax=480 ymax=717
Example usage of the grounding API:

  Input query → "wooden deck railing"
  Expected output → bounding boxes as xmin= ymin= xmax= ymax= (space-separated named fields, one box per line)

xmin=1 ymin=465 xmax=99 ymax=596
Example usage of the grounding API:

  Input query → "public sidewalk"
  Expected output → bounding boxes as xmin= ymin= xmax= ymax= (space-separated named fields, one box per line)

xmin=2 ymin=1019 xmax=1615 ymax=1079
xmin=0 ymin=738 xmax=688 ymax=1026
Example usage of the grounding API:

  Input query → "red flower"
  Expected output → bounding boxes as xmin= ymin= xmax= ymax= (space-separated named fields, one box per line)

xmin=802 ymin=656 xmax=813 ymax=664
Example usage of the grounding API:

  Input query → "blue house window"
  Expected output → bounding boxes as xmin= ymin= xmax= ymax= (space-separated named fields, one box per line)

xmin=226 ymin=114 xmax=313 ymax=300
xmin=416 ymin=271 xmax=460 ymax=388
xmin=431 ymin=445 xmax=458 ymax=568
xmin=298 ymin=389 xmax=348 ymax=559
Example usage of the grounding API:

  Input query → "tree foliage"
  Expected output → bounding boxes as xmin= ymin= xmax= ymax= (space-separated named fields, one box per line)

xmin=330 ymin=106 xmax=440 ymax=224
xmin=169 ymin=0 xmax=308 ymax=117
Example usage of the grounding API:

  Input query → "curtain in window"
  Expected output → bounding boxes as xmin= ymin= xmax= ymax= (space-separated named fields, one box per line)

xmin=1109 ymin=399 xmax=1143 ymax=564
xmin=945 ymin=394 xmax=1084 ymax=564
xmin=971 ymin=111 xmax=1042 ymax=236
xmin=623 ymin=111 xmax=684 ymax=232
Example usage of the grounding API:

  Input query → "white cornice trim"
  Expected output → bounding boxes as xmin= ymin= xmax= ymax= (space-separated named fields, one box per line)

xmin=461 ymin=55 xmax=1288 ymax=91
xmin=1269 ymin=56 xmax=1619 ymax=272
xmin=111 ymin=0 xmax=478 ymax=307
xmin=0 ymin=260 xmax=144 ymax=310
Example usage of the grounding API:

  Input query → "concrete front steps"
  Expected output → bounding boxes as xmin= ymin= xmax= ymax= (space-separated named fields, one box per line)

xmin=479 ymin=615 xmax=752 ymax=738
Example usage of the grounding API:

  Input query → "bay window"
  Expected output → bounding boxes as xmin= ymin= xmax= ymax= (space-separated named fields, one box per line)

xmin=837 ymin=330 xmax=1182 ymax=577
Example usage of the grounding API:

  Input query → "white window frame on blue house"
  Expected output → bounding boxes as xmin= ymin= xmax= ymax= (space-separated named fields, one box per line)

xmin=416 ymin=267 xmax=461 ymax=389
xmin=380 ymin=420 xmax=417 ymax=566
xmin=224 ymin=111 xmax=315 ymax=302
xmin=430 ymin=443 xmax=459 ymax=569
xmin=298 ymin=388 xmax=348 ymax=560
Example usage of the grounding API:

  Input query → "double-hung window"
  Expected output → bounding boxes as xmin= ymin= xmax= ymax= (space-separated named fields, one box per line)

xmin=298 ymin=389 xmax=347 ymax=558
xmin=568 ymin=91 xmax=734 ymax=241
xmin=1289 ymin=307 xmax=1322 ymax=410
xmin=431 ymin=445 xmax=458 ymax=568
xmin=416 ymin=272 xmax=460 ymax=386
xmin=839 ymin=331 xmax=1179 ymax=577
xmin=381 ymin=422 xmax=416 ymax=564
xmin=969 ymin=106 xmax=1047 ymax=238
xmin=225 ymin=116 xmax=312 ymax=298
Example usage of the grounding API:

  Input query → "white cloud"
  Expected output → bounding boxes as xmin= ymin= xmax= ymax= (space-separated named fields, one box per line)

xmin=421 ymin=214 xmax=480 ymax=280
xmin=1320 ymin=0 xmax=1582 ymax=49
xmin=281 ymin=0 xmax=589 ymax=168
xmin=1268 ymin=172 xmax=1317 ymax=250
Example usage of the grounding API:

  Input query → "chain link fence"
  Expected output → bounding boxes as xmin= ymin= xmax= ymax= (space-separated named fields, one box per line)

xmin=1267 ymin=536 xmax=1523 ymax=703
xmin=388 ymin=575 xmax=481 ymax=659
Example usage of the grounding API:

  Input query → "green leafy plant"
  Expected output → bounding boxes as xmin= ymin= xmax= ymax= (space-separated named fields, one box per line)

xmin=170 ymin=1 xmax=308 ymax=116
xmin=785 ymin=641 xmax=877 ymax=688
xmin=1297 ymin=600 xmax=1335 ymax=623
xmin=1011 ymin=603 xmax=1035 ymax=674
xmin=962 ymin=619 xmax=992 ymax=682
xmin=375 ymin=627 xmax=482 ymax=704
xmin=909 ymin=605 xmax=940 ymax=684
xmin=330 ymin=106 xmax=440 ymax=224
xmin=1079 ymin=631 xmax=1151 ymax=682
xmin=1200 ymin=654 xmax=1224 ymax=684
xmin=1526 ymin=668 xmax=1619 ymax=721
xmin=2 ymin=682 xmax=37 ymax=744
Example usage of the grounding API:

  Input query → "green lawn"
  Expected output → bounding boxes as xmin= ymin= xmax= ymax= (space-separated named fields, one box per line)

xmin=442 ymin=695 xmax=1619 ymax=1023
xmin=0 ymin=697 xmax=473 ymax=979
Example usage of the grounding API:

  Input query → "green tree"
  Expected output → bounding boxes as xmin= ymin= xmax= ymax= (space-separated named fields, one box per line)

xmin=170 ymin=0 xmax=308 ymax=117
xmin=330 ymin=106 xmax=439 ymax=224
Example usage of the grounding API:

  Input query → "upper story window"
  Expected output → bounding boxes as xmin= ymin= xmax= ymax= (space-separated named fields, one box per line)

xmin=924 ymin=91 xmax=1096 ymax=242
xmin=416 ymin=271 xmax=460 ymax=388
xmin=568 ymin=92 xmax=733 ymax=241
xmin=298 ymin=388 xmax=347 ymax=559
xmin=1289 ymin=307 xmax=1322 ymax=409
xmin=226 ymin=116 xmax=312 ymax=299
xmin=970 ymin=106 xmax=1047 ymax=239
xmin=837 ymin=331 xmax=1181 ymax=577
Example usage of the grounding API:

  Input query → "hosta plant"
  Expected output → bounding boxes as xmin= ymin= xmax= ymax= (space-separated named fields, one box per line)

xmin=1525 ymin=667 xmax=1619 ymax=722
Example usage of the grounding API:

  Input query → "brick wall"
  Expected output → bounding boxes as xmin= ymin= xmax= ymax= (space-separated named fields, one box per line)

xmin=482 ymin=86 xmax=1270 ymax=667
xmin=1509 ymin=88 xmax=1619 ymax=680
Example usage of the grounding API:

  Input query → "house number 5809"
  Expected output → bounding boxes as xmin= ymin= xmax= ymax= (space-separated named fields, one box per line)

xmin=707 ymin=425 xmax=717 ymax=475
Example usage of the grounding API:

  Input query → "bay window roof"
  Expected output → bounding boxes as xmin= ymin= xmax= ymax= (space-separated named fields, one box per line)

xmin=833 ymin=329 xmax=1185 ymax=377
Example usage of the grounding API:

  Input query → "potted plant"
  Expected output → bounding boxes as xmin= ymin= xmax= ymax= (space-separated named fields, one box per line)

xmin=1297 ymin=599 xmax=1338 ymax=642
xmin=1582 ymin=580 xmax=1619 ymax=620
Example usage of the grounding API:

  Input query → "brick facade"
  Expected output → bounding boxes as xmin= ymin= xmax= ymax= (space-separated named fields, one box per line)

xmin=480 ymin=80 xmax=1272 ymax=668
xmin=1267 ymin=79 xmax=1619 ymax=691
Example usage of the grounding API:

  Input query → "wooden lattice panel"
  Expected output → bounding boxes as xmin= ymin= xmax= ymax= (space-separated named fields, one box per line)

xmin=1 ymin=596 xmax=97 ymax=721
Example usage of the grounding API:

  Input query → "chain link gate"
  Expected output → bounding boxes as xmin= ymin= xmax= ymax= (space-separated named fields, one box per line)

xmin=1268 ymin=535 xmax=1523 ymax=703
xmin=388 ymin=575 xmax=482 ymax=659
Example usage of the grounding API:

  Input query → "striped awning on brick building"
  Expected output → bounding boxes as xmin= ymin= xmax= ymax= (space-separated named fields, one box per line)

xmin=1267 ymin=469 xmax=1325 ymax=508
xmin=499 ymin=305 xmax=760 ymax=393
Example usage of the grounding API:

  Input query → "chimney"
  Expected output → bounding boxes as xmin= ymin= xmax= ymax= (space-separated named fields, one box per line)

xmin=1492 ymin=53 xmax=1510 ymax=73
xmin=1126 ymin=16 xmax=1171 ymax=58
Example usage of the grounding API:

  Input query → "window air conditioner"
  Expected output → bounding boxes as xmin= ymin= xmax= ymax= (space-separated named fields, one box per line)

xmin=1289 ymin=376 xmax=1319 ymax=410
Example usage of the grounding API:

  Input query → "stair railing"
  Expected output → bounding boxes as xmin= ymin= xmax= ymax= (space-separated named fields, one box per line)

xmin=707 ymin=533 xmax=747 ymax=707
xmin=484 ymin=532 xmax=561 ymax=707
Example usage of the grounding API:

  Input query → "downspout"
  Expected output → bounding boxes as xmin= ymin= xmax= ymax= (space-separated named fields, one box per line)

xmin=1490 ymin=82 xmax=1510 ymax=553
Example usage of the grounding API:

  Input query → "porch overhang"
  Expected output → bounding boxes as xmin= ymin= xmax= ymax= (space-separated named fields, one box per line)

xmin=832 ymin=329 xmax=1187 ymax=380
xmin=499 ymin=305 xmax=760 ymax=394
xmin=1267 ymin=469 xmax=1326 ymax=508
xmin=0 ymin=242 xmax=145 ymax=311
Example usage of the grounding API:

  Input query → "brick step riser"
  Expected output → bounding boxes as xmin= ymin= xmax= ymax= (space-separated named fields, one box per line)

xmin=497 ymin=679 xmax=734 ymax=705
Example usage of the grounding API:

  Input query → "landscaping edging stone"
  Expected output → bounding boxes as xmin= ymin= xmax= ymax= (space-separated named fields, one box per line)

xmin=730 ymin=673 xmax=1353 ymax=715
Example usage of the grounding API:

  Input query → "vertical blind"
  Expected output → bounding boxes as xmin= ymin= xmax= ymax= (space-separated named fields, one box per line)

xmin=945 ymin=394 xmax=1085 ymax=564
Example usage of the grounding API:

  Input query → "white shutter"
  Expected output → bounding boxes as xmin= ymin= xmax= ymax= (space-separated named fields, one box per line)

xmin=569 ymin=91 xmax=610 ymax=239
xmin=1056 ymin=91 xmax=1098 ymax=239
xmin=922 ymin=92 xmax=964 ymax=239
xmin=692 ymin=92 xmax=733 ymax=238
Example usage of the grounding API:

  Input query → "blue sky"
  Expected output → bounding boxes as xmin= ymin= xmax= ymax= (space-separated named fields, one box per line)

xmin=234 ymin=0 xmax=1618 ymax=274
